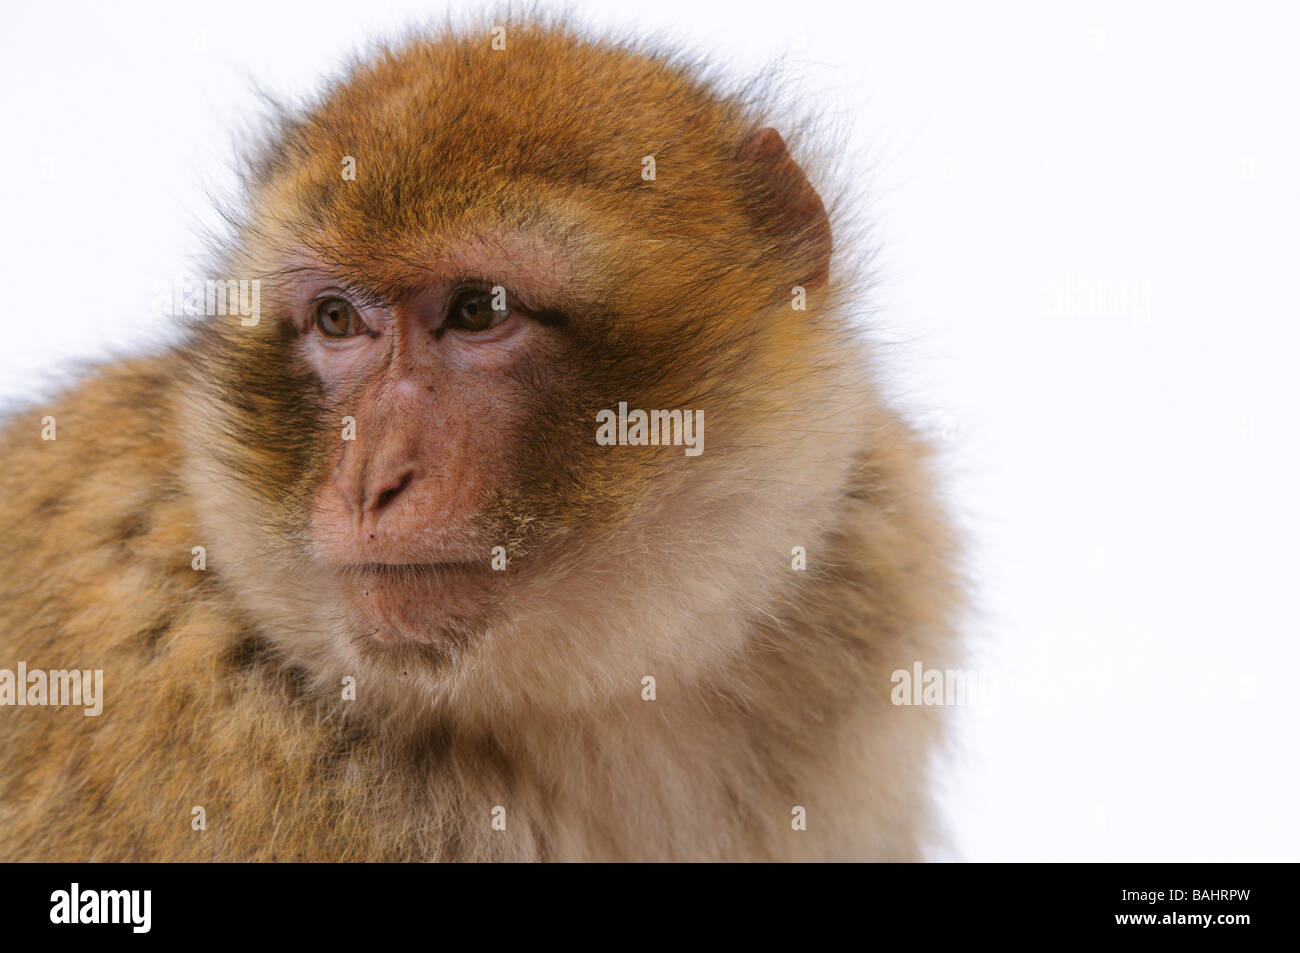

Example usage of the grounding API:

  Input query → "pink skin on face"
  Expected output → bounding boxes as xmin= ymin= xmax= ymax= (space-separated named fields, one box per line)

xmin=285 ymin=238 xmax=576 ymax=644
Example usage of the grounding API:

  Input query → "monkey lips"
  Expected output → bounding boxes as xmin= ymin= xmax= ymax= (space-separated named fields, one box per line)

xmin=338 ymin=561 xmax=505 ymax=647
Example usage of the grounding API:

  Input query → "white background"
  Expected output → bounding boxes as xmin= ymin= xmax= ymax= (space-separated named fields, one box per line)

xmin=2 ymin=1 xmax=1297 ymax=860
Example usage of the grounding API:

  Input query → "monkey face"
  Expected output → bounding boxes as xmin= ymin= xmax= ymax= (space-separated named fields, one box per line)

xmin=287 ymin=253 xmax=584 ymax=647
xmin=177 ymin=24 xmax=848 ymax=718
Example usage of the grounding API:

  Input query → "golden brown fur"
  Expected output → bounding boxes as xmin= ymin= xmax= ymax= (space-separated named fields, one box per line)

xmin=0 ymin=17 xmax=960 ymax=861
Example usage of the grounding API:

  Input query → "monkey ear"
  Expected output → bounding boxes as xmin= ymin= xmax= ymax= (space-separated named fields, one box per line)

xmin=737 ymin=127 xmax=832 ymax=288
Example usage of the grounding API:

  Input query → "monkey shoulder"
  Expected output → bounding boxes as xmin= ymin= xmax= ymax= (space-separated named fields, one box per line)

xmin=0 ymin=355 xmax=252 ymax=858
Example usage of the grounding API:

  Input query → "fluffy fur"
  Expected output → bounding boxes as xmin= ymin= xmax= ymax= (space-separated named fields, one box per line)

xmin=0 ymin=17 xmax=961 ymax=861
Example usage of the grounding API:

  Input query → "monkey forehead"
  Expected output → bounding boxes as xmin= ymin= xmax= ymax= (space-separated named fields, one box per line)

xmin=247 ymin=25 xmax=761 ymax=237
xmin=248 ymin=169 xmax=745 ymax=324
xmin=265 ymin=227 xmax=586 ymax=313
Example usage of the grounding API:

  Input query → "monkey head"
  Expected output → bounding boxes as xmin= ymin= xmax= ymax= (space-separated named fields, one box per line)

xmin=179 ymin=22 xmax=860 ymax=724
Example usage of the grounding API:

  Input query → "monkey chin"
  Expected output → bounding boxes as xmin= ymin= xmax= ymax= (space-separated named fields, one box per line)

xmin=338 ymin=563 xmax=501 ymax=657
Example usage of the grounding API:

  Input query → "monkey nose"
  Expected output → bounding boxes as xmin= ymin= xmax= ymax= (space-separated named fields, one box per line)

xmin=337 ymin=468 xmax=415 ymax=530
xmin=367 ymin=471 xmax=414 ymax=516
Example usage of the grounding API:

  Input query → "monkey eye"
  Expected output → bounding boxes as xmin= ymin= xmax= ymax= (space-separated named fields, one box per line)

xmin=447 ymin=288 xmax=512 ymax=332
xmin=313 ymin=296 xmax=365 ymax=337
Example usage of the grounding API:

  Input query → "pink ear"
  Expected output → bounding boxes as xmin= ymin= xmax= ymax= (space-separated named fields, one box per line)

xmin=737 ymin=127 xmax=832 ymax=288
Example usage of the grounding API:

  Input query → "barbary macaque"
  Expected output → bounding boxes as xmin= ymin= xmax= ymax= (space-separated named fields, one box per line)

xmin=0 ymin=18 xmax=960 ymax=861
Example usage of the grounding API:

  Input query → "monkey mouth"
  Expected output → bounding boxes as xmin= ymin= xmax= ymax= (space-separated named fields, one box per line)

xmin=335 ymin=560 xmax=502 ymax=647
xmin=347 ymin=561 xmax=487 ymax=578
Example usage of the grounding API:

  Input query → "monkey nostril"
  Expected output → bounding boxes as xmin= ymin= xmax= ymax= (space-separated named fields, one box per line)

xmin=373 ymin=472 xmax=413 ymax=512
